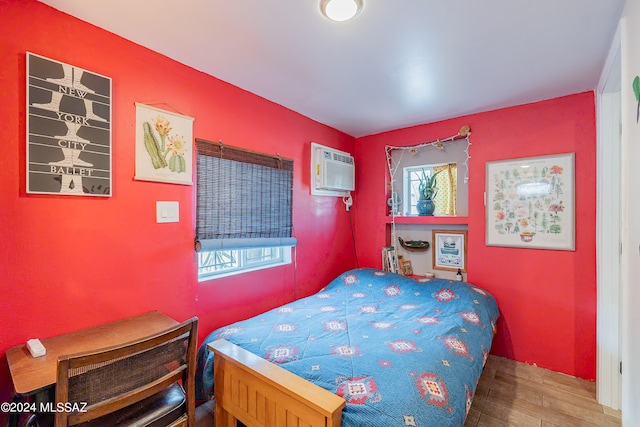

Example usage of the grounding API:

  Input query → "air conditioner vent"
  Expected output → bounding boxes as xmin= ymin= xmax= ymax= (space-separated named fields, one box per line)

xmin=332 ymin=153 xmax=354 ymax=164
xmin=311 ymin=142 xmax=355 ymax=196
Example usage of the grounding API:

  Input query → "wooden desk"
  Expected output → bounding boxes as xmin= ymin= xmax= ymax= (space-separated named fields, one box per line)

xmin=6 ymin=311 xmax=178 ymax=395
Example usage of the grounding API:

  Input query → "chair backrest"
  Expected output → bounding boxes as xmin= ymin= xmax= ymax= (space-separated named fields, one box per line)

xmin=55 ymin=316 xmax=198 ymax=427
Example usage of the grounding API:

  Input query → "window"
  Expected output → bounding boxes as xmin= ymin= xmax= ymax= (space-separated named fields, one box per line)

xmin=402 ymin=163 xmax=457 ymax=216
xmin=195 ymin=139 xmax=296 ymax=281
xmin=403 ymin=165 xmax=432 ymax=215
xmin=197 ymin=247 xmax=291 ymax=280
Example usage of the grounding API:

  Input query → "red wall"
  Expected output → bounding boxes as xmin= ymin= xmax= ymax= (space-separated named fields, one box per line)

xmin=0 ymin=0 xmax=356 ymax=406
xmin=353 ymin=92 xmax=597 ymax=380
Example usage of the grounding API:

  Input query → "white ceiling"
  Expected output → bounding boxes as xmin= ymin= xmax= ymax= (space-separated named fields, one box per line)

xmin=39 ymin=0 xmax=624 ymax=137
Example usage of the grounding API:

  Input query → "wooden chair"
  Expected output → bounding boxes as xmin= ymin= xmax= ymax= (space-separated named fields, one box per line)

xmin=53 ymin=317 xmax=198 ymax=427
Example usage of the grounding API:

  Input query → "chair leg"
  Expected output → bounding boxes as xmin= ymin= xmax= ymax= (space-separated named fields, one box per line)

xmin=167 ymin=414 xmax=188 ymax=427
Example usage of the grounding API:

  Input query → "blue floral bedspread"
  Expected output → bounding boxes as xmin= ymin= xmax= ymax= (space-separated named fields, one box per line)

xmin=196 ymin=268 xmax=499 ymax=427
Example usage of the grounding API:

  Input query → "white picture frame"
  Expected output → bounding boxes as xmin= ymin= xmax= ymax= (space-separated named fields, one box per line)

xmin=432 ymin=230 xmax=467 ymax=272
xmin=485 ymin=153 xmax=575 ymax=250
xmin=135 ymin=103 xmax=194 ymax=185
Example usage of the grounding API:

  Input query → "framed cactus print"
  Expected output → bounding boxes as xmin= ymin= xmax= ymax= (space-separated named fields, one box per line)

xmin=486 ymin=153 xmax=575 ymax=250
xmin=134 ymin=103 xmax=194 ymax=185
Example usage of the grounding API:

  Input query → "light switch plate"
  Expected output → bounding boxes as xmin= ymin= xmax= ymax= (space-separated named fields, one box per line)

xmin=156 ymin=201 xmax=179 ymax=223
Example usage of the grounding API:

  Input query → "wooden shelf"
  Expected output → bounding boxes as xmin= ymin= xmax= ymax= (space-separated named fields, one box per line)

xmin=386 ymin=215 xmax=468 ymax=225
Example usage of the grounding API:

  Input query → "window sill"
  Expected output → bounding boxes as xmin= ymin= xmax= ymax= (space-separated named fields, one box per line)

xmin=198 ymin=259 xmax=290 ymax=282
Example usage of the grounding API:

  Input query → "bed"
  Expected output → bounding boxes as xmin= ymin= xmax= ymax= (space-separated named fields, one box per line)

xmin=196 ymin=268 xmax=499 ymax=427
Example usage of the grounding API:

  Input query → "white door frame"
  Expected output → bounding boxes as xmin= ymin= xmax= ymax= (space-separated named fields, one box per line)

xmin=596 ymin=23 xmax=622 ymax=410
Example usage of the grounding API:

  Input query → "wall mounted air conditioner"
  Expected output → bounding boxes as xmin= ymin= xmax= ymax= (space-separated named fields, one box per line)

xmin=310 ymin=142 xmax=355 ymax=196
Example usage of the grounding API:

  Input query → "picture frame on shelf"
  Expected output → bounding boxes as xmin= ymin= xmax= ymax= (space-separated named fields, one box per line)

xmin=401 ymin=259 xmax=413 ymax=276
xmin=432 ymin=229 xmax=467 ymax=272
xmin=485 ymin=153 xmax=575 ymax=250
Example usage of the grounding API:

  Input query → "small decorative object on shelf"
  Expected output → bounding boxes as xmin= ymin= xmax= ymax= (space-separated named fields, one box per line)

xmin=387 ymin=191 xmax=402 ymax=215
xmin=456 ymin=268 xmax=463 ymax=281
xmin=401 ymin=259 xmax=413 ymax=276
xmin=398 ymin=237 xmax=430 ymax=252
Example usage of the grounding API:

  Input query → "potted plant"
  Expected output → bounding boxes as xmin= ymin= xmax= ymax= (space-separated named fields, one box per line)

xmin=416 ymin=169 xmax=442 ymax=215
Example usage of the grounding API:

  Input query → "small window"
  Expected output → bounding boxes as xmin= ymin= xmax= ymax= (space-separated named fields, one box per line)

xmin=194 ymin=139 xmax=296 ymax=281
xmin=402 ymin=163 xmax=458 ymax=216
xmin=403 ymin=166 xmax=432 ymax=215
xmin=197 ymin=246 xmax=291 ymax=281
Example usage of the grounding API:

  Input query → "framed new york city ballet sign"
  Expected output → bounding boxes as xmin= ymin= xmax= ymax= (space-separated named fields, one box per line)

xmin=26 ymin=52 xmax=112 ymax=196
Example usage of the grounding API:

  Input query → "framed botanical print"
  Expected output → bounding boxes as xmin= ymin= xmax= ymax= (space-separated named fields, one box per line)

xmin=486 ymin=153 xmax=575 ymax=250
xmin=134 ymin=103 xmax=194 ymax=185
xmin=432 ymin=230 xmax=467 ymax=272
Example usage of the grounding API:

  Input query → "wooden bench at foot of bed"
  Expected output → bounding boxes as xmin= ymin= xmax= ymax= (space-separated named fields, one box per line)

xmin=209 ymin=339 xmax=346 ymax=427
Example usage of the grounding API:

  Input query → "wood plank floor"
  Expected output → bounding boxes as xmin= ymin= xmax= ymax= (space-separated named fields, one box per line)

xmin=465 ymin=355 xmax=622 ymax=427
xmin=195 ymin=355 xmax=622 ymax=427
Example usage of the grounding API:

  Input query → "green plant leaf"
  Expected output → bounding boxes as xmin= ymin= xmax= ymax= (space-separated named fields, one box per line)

xmin=418 ymin=169 xmax=443 ymax=200
xmin=634 ymin=76 xmax=640 ymax=123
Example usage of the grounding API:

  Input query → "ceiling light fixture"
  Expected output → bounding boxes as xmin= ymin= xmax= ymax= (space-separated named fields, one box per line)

xmin=320 ymin=0 xmax=363 ymax=22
